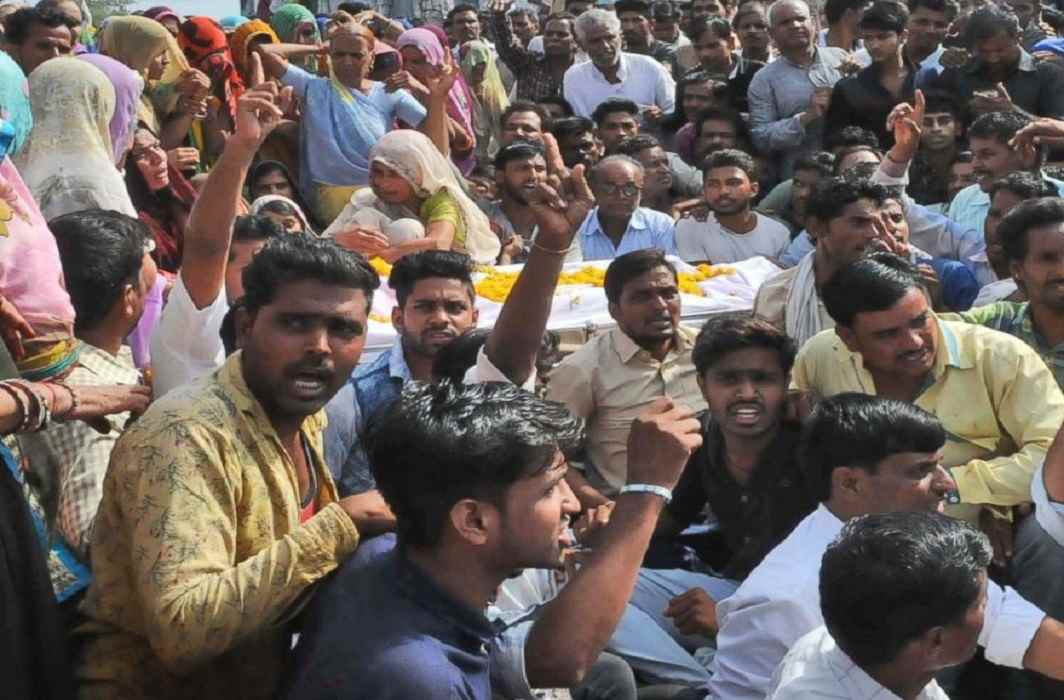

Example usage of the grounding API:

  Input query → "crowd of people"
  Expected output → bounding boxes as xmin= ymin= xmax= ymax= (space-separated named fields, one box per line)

xmin=6 ymin=0 xmax=1064 ymax=698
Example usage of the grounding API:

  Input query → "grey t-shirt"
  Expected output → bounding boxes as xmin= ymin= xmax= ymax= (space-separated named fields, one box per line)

xmin=675 ymin=212 xmax=790 ymax=264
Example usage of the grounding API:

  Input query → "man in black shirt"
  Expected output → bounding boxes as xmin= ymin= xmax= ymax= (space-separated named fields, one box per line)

xmin=929 ymin=3 xmax=1064 ymax=121
xmin=626 ymin=316 xmax=815 ymax=656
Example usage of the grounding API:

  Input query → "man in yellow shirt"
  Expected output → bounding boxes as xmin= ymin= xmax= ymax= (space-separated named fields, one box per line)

xmin=74 ymin=233 xmax=381 ymax=699
xmin=791 ymin=252 xmax=1064 ymax=695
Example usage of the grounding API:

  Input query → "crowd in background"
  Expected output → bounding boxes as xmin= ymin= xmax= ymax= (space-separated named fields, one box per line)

xmin=7 ymin=0 xmax=1064 ymax=698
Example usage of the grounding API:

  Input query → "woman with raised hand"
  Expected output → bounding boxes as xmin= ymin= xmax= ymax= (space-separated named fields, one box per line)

xmin=259 ymin=24 xmax=453 ymax=224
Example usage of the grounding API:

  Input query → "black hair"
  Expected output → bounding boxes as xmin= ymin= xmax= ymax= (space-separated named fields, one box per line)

xmin=824 ymin=0 xmax=871 ymax=24
xmin=241 ymin=235 xmax=379 ymax=313
xmin=337 ymin=2 xmax=372 ymax=13
xmin=551 ymin=116 xmax=596 ymax=141
xmin=968 ymin=110 xmax=1031 ymax=144
xmin=368 ymin=380 xmax=584 ymax=548
xmin=469 ymin=162 xmax=496 ymax=180
xmin=220 ymin=300 xmax=243 ymax=356
xmin=246 ymin=160 xmax=321 ymax=229
xmin=652 ymin=0 xmax=682 ymax=20
xmin=998 ymin=197 xmax=1064 ymax=262
xmin=921 ymin=90 xmax=963 ymax=122
xmin=248 ymin=160 xmax=295 ymax=195
xmin=966 ymin=4 xmax=1020 ymax=43
xmin=906 ymin=0 xmax=959 ymax=21
xmin=800 ymin=392 xmax=946 ymax=502
xmin=688 ymin=15 xmax=734 ymax=42
xmin=502 ymin=100 xmax=551 ymax=132
xmin=703 ymin=147 xmax=758 ymax=181
xmin=5 ymin=7 xmax=77 ymax=44
xmin=616 ymin=133 xmax=662 ymax=158
xmin=447 ymin=3 xmax=479 ymax=22
xmin=692 ymin=316 xmax=795 ymax=375
xmin=845 ymin=161 xmax=882 ymax=181
xmin=494 ymin=139 xmax=547 ymax=170
xmin=591 ymin=97 xmax=640 ymax=128
xmin=508 ymin=5 xmax=539 ymax=20
xmin=388 ymin=249 xmax=477 ymax=308
xmin=692 ymin=106 xmax=750 ymax=146
xmin=822 ymin=252 xmax=923 ymax=327
xmin=538 ymin=95 xmax=575 ymax=118
xmin=988 ymin=171 xmax=1056 ymax=204
xmin=821 ymin=511 xmax=991 ymax=668
xmin=733 ymin=0 xmax=768 ymax=27
xmin=833 ymin=145 xmax=883 ymax=174
xmin=615 ymin=0 xmax=652 ymax=13
xmin=826 ymin=125 xmax=881 ymax=153
xmin=49 ymin=210 xmax=148 ymax=333
xmin=604 ymin=248 xmax=678 ymax=304
xmin=665 ymin=70 xmax=726 ymax=130
xmin=858 ymin=0 xmax=908 ymax=32
xmin=806 ymin=176 xmax=889 ymax=223
xmin=232 ymin=214 xmax=285 ymax=248
xmin=794 ymin=151 xmax=836 ymax=177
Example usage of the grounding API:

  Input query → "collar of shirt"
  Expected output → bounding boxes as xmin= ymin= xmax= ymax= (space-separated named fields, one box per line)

xmin=395 ymin=547 xmax=500 ymax=646
xmin=919 ymin=44 xmax=945 ymax=72
xmin=610 ymin=323 xmax=695 ymax=364
xmin=387 ymin=337 xmax=414 ymax=382
xmin=844 ymin=317 xmax=972 ymax=386
xmin=591 ymin=53 xmax=631 ymax=84
xmin=701 ymin=413 xmax=804 ymax=494
xmin=223 ymin=351 xmax=326 ymax=437
xmin=78 ymin=342 xmax=138 ymax=378
xmin=584 ymin=206 xmax=654 ymax=238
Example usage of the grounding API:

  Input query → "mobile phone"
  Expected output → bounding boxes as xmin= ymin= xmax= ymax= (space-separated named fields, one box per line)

xmin=376 ymin=52 xmax=400 ymax=74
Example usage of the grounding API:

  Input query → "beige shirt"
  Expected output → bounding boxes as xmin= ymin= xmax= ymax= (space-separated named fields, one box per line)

xmin=546 ymin=325 xmax=706 ymax=494
xmin=751 ymin=264 xmax=834 ymax=338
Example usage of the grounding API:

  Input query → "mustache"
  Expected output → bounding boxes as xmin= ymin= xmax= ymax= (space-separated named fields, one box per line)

xmin=284 ymin=362 xmax=334 ymax=380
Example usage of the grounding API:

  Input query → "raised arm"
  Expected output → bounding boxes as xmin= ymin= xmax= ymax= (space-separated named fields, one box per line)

xmin=524 ymin=399 xmax=702 ymax=688
xmin=182 ymin=78 xmax=291 ymax=308
xmin=258 ymin=42 xmax=325 ymax=80
xmin=484 ymin=166 xmax=594 ymax=386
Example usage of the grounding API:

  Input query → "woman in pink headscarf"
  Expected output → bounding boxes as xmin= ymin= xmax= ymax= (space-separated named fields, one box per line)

xmin=395 ymin=27 xmax=476 ymax=175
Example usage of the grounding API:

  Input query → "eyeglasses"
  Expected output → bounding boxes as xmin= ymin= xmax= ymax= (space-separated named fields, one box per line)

xmin=598 ymin=183 xmax=642 ymax=197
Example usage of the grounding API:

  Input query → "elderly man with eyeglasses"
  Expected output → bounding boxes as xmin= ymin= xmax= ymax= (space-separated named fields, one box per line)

xmin=575 ymin=155 xmax=677 ymax=260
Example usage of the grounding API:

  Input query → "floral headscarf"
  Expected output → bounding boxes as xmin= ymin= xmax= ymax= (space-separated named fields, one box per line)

xmin=178 ymin=16 xmax=245 ymax=123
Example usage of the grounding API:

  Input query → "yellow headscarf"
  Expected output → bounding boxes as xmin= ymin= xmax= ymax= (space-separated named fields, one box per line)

xmin=461 ymin=40 xmax=509 ymax=119
xmin=97 ymin=16 xmax=190 ymax=131
xmin=229 ymin=19 xmax=280 ymax=81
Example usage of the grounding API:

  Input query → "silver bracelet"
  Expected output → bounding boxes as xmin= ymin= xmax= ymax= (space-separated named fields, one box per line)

xmin=620 ymin=483 xmax=673 ymax=504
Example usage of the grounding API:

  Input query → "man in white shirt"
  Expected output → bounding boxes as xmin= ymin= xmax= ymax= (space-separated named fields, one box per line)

xmin=768 ymin=511 xmax=991 ymax=700
xmin=563 ymin=8 xmax=676 ymax=119
xmin=707 ymin=393 xmax=1064 ymax=700
xmin=676 ymin=149 xmax=790 ymax=264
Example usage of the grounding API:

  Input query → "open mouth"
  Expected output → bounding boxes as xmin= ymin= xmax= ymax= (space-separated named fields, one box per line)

xmin=289 ymin=369 xmax=331 ymax=398
xmin=729 ymin=403 xmax=764 ymax=426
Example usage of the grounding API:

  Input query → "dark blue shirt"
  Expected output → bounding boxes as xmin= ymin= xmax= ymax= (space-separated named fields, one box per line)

xmin=281 ymin=535 xmax=498 ymax=700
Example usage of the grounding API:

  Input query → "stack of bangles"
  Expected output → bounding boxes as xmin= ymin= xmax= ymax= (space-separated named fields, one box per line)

xmin=0 ymin=379 xmax=78 ymax=433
